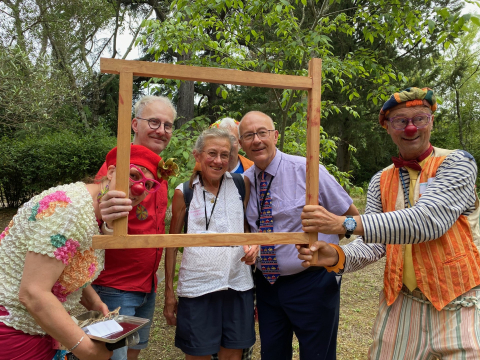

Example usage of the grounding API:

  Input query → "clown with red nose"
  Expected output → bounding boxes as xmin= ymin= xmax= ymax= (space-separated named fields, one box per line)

xmin=104 ymin=144 xmax=165 ymax=207
xmin=378 ymin=87 xmax=437 ymax=169
xmin=297 ymin=86 xmax=480 ymax=359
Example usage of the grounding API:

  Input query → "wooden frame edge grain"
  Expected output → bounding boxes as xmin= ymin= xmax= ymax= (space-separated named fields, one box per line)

xmin=113 ymin=71 xmax=133 ymax=236
xmin=306 ymin=59 xmax=322 ymax=264
xmin=100 ymin=58 xmax=322 ymax=252
xmin=100 ymin=58 xmax=312 ymax=90
xmin=93 ymin=232 xmax=309 ymax=249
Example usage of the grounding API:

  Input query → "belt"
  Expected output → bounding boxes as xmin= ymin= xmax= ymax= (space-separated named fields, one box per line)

xmin=401 ymin=285 xmax=480 ymax=311
xmin=278 ymin=266 xmax=325 ymax=280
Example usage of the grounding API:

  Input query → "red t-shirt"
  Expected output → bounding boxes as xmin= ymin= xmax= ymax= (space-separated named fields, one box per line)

xmin=92 ymin=162 xmax=167 ymax=293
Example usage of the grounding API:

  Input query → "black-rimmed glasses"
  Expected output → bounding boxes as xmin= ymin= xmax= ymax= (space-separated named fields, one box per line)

xmin=240 ymin=129 xmax=275 ymax=142
xmin=136 ymin=117 xmax=175 ymax=134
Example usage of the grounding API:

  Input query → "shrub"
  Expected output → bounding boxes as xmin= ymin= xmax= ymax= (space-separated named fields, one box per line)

xmin=0 ymin=127 xmax=117 ymax=207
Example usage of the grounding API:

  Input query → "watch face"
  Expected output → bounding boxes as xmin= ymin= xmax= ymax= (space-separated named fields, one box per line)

xmin=344 ymin=218 xmax=356 ymax=231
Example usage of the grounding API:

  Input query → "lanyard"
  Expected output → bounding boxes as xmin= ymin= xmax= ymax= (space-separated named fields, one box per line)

xmin=399 ymin=170 xmax=418 ymax=208
xmin=254 ymin=171 xmax=274 ymax=227
xmin=203 ymin=175 xmax=224 ymax=231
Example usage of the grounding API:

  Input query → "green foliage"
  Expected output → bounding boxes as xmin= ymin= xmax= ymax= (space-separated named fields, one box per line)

xmin=282 ymin=116 xmax=360 ymax=193
xmin=0 ymin=46 xmax=73 ymax=134
xmin=139 ymin=0 xmax=475 ymax=188
xmin=428 ymin=21 xmax=480 ymax=187
xmin=0 ymin=127 xmax=117 ymax=207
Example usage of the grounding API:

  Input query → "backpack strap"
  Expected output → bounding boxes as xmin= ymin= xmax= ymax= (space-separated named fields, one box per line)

xmin=231 ymin=173 xmax=245 ymax=203
xmin=182 ymin=181 xmax=193 ymax=233
xmin=182 ymin=174 xmax=245 ymax=233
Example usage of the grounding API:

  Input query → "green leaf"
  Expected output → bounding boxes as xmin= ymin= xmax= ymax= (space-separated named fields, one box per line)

xmin=471 ymin=16 xmax=480 ymax=26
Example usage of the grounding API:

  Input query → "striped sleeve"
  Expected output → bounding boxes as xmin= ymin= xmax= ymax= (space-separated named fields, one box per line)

xmin=341 ymin=171 xmax=386 ymax=273
xmin=361 ymin=150 xmax=478 ymax=245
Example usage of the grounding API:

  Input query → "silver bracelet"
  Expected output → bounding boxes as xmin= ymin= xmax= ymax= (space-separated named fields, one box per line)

xmin=68 ymin=335 xmax=84 ymax=353
xmin=101 ymin=222 xmax=113 ymax=234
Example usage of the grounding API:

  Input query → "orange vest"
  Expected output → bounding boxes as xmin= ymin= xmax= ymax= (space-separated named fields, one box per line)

xmin=238 ymin=154 xmax=254 ymax=171
xmin=380 ymin=147 xmax=480 ymax=311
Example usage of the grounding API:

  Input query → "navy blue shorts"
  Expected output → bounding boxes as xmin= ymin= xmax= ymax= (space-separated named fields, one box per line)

xmin=175 ymin=288 xmax=255 ymax=356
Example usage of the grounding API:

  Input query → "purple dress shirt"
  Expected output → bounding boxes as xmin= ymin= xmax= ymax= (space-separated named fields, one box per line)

xmin=244 ymin=149 xmax=353 ymax=276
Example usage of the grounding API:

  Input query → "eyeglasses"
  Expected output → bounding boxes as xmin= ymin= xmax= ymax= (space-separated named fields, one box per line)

xmin=136 ymin=117 xmax=175 ymax=134
xmin=240 ymin=129 xmax=275 ymax=142
xmin=202 ymin=150 xmax=230 ymax=162
xmin=388 ymin=113 xmax=432 ymax=131
xmin=129 ymin=164 xmax=162 ymax=193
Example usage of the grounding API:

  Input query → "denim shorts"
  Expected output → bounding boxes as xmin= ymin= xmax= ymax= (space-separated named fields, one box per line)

xmin=91 ymin=285 xmax=156 ymax=360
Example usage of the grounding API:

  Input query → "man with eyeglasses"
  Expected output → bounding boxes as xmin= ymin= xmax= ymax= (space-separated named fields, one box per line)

xmin=298 ymin=87 xmax=480 ymax=359
xmin=92 ymin=95 xmax=176 ymax=360
xmin=238 ymin=111 xmax=359 ymax=360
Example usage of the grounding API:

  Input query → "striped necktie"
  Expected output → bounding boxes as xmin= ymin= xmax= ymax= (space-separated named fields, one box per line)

xmin=259 ymin=171 xmax=279 ymax=284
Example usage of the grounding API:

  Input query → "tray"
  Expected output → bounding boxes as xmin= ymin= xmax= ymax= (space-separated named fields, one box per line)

xmin=75 ymin=311 xmax=150 ymax=343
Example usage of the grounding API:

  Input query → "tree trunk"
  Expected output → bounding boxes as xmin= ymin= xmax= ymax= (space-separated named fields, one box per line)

xmin=336 ymin=139 xmax=350 ymax=173
xmin=207 ymin=83 xmax=221 ymax=120
xmin=278 ymin=110 xmax=288 ymax=152
xmin=455 ymin=89 xmax=466 ymax=150
xmin=176 ymin=80 xmax=195 ymax=128
xmin=336 ymin=117 xmax=350 ymax=173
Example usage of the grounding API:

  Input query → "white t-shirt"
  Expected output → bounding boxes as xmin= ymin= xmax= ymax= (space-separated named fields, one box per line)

xmin=175 ymin=172 xmax=253 ymax=298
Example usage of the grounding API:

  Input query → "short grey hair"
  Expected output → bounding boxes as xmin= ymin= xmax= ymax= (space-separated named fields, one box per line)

xmin=194 ymin=128 xmax=234 ymax=154
xmin=134 ymin=95 xmax=177 ymax=121
xmin=215 ymin=117 xmax=239 ymax=137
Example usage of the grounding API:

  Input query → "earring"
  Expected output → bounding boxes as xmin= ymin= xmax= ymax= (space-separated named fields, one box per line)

xmin=97 ymin=183 xmax=109 ymax=202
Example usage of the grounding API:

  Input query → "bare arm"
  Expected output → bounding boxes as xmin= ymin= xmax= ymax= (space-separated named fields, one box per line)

xmin=163 ymin=189 xmax=185 ymax=326
xmin=79 ymin=285 xmax=109 ymax=316
xmin=241 ymin=176 xmax=258 ymax=264
xmin=19 ymin=252 xmax=112 ymax=360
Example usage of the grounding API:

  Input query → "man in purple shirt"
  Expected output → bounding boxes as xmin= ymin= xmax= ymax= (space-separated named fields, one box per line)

xmin=239 ymin=111 xmax=359 ymax=360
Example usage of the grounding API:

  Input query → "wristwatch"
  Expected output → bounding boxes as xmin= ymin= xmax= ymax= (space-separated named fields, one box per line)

xmin=342 ymin=216 xmax=357 ymax=239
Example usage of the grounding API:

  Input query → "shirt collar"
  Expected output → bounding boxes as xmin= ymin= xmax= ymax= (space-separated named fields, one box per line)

xmin=254 ymin=148 xmax=282 ymax=178
xmin=192 ymin=172 xmax=232 ymax=186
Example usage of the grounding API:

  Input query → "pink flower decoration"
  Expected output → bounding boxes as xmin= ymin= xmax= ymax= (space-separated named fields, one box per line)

xmin=0 ymin=226 xmax=10 ymax=241
xmin=88 ymin=263 xmax=96 ymax=277
xmin=51 ymin=281 xmax=68 ymax=302
xmin=38 ymin=191 xmax=71 ymax=212
xmin=54 ymin=239 xmax=80 ymax=265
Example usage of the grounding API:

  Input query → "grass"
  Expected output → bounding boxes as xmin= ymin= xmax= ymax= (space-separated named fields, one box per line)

xmin=0 ymin=194 xmax=385 ymax=359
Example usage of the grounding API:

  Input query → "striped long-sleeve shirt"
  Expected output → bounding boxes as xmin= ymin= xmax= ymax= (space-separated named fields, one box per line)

xmin=342 ymin=149 xmax=478 ymax=273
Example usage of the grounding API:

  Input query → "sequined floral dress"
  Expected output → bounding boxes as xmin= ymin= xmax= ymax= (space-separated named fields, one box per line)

xmin=0 ymin=182 xmax=104 ymax=335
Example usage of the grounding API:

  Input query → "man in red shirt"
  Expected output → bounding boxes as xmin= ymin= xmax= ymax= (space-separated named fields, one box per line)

xmin=92 ymin=95 xmax=176 ymax=360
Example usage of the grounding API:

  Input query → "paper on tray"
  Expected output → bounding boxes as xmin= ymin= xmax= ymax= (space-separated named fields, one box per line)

xmin=84 ymin=320 xmax=123 ymax=337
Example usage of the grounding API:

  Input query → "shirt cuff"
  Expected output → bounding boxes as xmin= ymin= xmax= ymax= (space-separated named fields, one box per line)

xmin=324 ymin=244 xmax=345 ymax=273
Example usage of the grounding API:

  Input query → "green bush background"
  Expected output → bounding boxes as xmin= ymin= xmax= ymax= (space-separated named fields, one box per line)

xmin=0 ymin=127 xmax=117 ymax=207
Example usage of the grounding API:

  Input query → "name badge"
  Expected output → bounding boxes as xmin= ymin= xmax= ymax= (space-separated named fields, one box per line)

xmin=189 ymin=207 xmax=203 ymax=219
xmin=419 ymin=177 xmax=435 ymax=195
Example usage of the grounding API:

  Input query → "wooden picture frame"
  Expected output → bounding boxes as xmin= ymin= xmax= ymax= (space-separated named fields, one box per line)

xmin=92 ymin=58 xmax=322 ymax=263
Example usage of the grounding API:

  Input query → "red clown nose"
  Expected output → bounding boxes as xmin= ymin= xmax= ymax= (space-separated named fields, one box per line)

xmin=130 ymin=183 xmax=146 ymax=196
xmin=404 ymin=124 xmax=417 ymax=137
